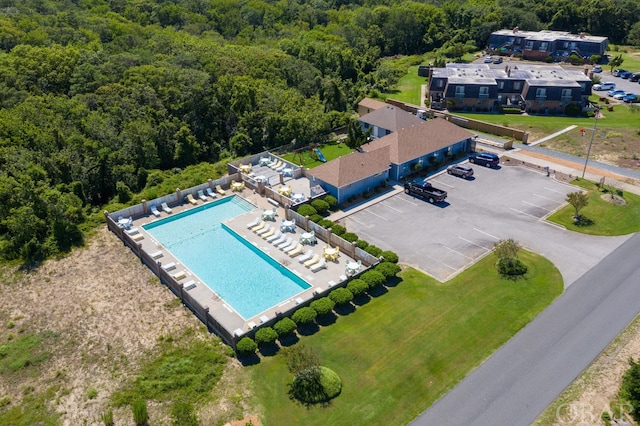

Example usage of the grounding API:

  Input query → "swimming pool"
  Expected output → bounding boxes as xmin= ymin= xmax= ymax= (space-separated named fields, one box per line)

xmin=142 ymin=196 xmax=310 ymax=319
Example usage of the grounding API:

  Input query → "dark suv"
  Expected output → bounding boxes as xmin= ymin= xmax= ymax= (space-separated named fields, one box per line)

xmin=469 ymin=152 xmax=500 ymax=168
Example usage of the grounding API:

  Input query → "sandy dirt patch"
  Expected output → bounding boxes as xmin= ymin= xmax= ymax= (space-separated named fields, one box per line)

xmin=0 ymin=227 xmax=256 ymax=425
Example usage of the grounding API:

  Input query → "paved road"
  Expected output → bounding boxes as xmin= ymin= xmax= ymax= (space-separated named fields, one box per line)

xmin=411 ymin=232 xmax=640 ymax=426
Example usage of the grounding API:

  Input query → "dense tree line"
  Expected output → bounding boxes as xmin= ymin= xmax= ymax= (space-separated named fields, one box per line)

xmin=0 ymin=0 xmax=638 ymax=263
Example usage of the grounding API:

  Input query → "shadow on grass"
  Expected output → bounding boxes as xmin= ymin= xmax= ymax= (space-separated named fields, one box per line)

xmin=278 ymin=333 xmax=300 ymax=347
xmin=297 ymin=323 xmax=320 ymax=336
xmin=385 ymin=276 xmax=403 ymax=288
xmin=259 ymin=343 xmax=280 ymax=357
xmin=573 ymin=216 xmax=594 ymax=227
xmin=368 ymin=285 xmax=389 ymax=298
xmin=352 ymin=293 xmax=371 ymax=306
xmin=334 ymin=303 xmax=356 ymax=316
xmin=316 ymin=313 xmax=337 ymax=327
xmin=238 ymin=353 xmax=261 ymax=366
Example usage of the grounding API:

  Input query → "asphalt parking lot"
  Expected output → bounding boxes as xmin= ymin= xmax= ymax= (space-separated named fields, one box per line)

xmin=343 ymin=164 xmax=629 ymax=285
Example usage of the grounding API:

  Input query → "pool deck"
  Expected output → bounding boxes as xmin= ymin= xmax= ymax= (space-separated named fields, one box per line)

xmin=125 ymin=189 xmax=354 ymax=337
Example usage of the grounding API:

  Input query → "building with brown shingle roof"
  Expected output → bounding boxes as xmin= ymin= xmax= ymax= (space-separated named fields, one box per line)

xmin=306 ymin=147 xmax=391 ymax=204
xmin=362 ymin=117 xmax=475 ymax=180
xmin=358 ymin=104 xmax=426 ymax=139
xmin=357 ymin=98 xmax=388 ymax=116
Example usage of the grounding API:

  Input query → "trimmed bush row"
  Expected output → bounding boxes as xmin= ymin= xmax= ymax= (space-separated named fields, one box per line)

xmin=235 ymin=260 xmax=402 ymax=356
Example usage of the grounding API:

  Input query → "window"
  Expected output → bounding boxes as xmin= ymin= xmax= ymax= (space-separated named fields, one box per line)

xmin=535 ymin=88 xmax=546 ymax=99
xmin=513 ymin=82 xmax=521 ymax=90
xmin=479 ymin=87 xmax=489 ymax=98
xmin=436 ymin=80 xmax=444 ymax=88
xmin=498 ymin=81 xmax=504 ymax=90
xmin=561 ymin=89 xmax=572 ymax=102
xmin=539 ymin=42 xmax=548 ymax=52
xmin=525 ymin=41 xmax=533 ymax=50
xmin=455 ymin=86 xmax=465 ymax=98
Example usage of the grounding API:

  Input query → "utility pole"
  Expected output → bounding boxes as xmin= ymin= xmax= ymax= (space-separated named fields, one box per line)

xmin=582 ymin=108 xmax=601 ymax=179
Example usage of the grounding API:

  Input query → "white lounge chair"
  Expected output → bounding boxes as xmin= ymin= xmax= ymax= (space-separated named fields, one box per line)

xmin=276 ymin=237 xmax=292 ymax=249
xmin=186 ymin=193 xmax=198 ymax=205
xmin=281 ymin=240 xmax=297 ymax=252
xmin=272 ymin=234 xmax=287 ymax=246
xmin=256 ymin=224 xmax=272 ymax=236
xmin=250 ymin=220 xmax=266 ymax=232
xmin=125 ymin=227 xmax=139 ymax=235
xmin=246 ymin=216 xmax=260 ymax=229
xmin=183 ymin=280 xmax=196 ymax=291
xmin=197 ymin=190 xmax=207 ymax=201
xmin=304 ymin=254 xmax=321 ymax=268
xmin=266 ymin=230 xmax=282 ymax=242
xmin=150 ymin=205 xmax=161 ymax=217
xmin=161 ymin=202 xmax=172 ymax=214
xmin=297 ymin=249 xmax=314 ymax=263
xmin=206 ymin=187 xmax=217 ymax=198
xmin=310 ymin=259 xmax=327 ymax=272
xmin=161 ymin=262 xmax=176 ymax=271
xmin=150 ymin=250 xmax=163 ymax=259
xmin=172 ymin=270 xmax=187 ymax=280
xmin=132 ymin=233 xmax=144 ymax=241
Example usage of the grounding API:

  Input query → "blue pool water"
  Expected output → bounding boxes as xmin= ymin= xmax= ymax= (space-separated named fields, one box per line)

xmin=143 ymin=196 xmax=310 ymax=319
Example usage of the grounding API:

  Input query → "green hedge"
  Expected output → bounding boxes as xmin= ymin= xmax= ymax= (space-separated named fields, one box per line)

xmin=309 ymin=214 xmax=323 ymax=223
xmin=360 ymin=270 xmax=387 ymax=288
xmin=274 ymin=317 xmax=297 ymax=336
xmin=310 ymin=297 xmax=336 ymax=316
xmin=323 ymin=195 xmax=337 ymax=209
xmin=342 ymin=232 xmax=358 ymax=243
xmin=292 ymin=307 xmax=317 ymax=325
xmin=330 ymin=224 xmax=346 ymax=236
xmin=297 ymin=204 xmax=317 ymax=217
xmin=311 ymin=199 xmax=330 ymax=214
xmin=347 ymin=279 xmax=368 ymax=296
xmin=381 ymin=250 xmax=399 ymax=263
xmin=365 ymin=245 xmax=383 ymax=257
xmin=329 ymin=287 xmax=353 ymax=305
xmin=236 ymin=337 xmax=257 ymax=355
xmin=376 ymin=261 xmax=401 ymax=278
xmin=254 ymin=327 xmax=278 ymax=346
xmin=356 ymin=240 xmax=369 ymax=249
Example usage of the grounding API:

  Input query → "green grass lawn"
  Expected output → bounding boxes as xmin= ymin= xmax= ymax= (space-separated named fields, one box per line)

xmin=280 ymin=142 xmax=353 ymax=169
xmin=250 ymin=250 xmax=563 ymax=426
xmin=381 ymin=65 xmax=427 ymax=105
xmin=547 ymin=179 xmax=640 ymax=235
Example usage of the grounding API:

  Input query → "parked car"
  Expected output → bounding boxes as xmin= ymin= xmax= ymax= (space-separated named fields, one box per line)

xmin=613 ymin=69 xmax=628 ymax=77
xmin=608 ymin=89 xmax=626 ymax=98
xmin=592 ymin=65 xmax=602 ymax=73
xmin=469 ymin=152 xmax=500 ymax=168
xmin=593 ymin=82 xmax=615 ymax=91
xmin=446 ymin=165 xmax=474 ymax=179
xmin=620 ymin=71 xmax=633 ymax=79
xmin=629 ymin=73 xmax=640 ymax=82
xmin=613 ymin=91 xmax=630 ymax=100
xmin=623 ymin=93 xmax=638 ymax=103
xmin=492 ymin=57 xmax=503 ymax=64
xmin=484 ymin=56 xmax=493 ymax=63
xmin=404 ymin=179 xmax=447 ymax=204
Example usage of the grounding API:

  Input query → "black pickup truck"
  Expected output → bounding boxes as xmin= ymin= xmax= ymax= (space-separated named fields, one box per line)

xmin=404 ymin=178 xmax=447 ymax=203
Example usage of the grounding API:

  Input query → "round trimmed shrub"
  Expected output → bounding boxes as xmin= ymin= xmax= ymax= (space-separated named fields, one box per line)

xmin=236 ymin=337 xmax=257 ymax=356
xmin=291 ymin=366 xmax=342 ymax=403
xmin=329 ymin=224 xmax=346 ymax=236
xmin=311 ymin=199 xmax=330 ymax=214
xmin=292 ymin=307 xmax=317 ymax=325
xmin=355 ymin=240 xmax=369 ymax=249
xmin=329 ymin=287 xmax=353 ymax=305
xmin=380 ymin=250 xmax=399 ymax=263
xmin=254 ymin=327 xmax=278 ymax=346
xmin=360 ymin=270 xmax=387 ymax=289
xmin=376 ymin=261 xmax=401 ymax=278
xmin=309 ymin=214 xmax=323 ymax=223
xmin=318 ymin=219 xmax=333 ymax=228
xmin=297 ymin=204 xmax=317 ymax=217
xmin=347 ymin=279 xmax=368 ymax=296
xmin=323 ymin=195 xmax=337 ymax=209
xmin=496 ymin=259 xmax=528 ymax=275
xmin=365 ymin=245 xmax=383 ymax=257
xmin=310 ymin=297 xmax=335 ymax=316
xmin=342 ymin=232 xmax=358 ymax=243
xmin=274 ymin=317 xmax=297 ymax=336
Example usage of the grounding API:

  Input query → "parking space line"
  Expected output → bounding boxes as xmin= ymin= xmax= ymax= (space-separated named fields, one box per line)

xmin=473 ymin=228 xmax=500 ymax=240
xmin=363 ymin=209 xmax=388 ymax=221
xmin=510 ymin=207 xmax=540 ymax=219
xmin=380 ymin=201 xmax=403 ymax=213
xmin=347 ymin=216 xmax=373 ymax=228
xmin=522 ymin=201 xmax=551 ymax=211
xmin=443 ymin=244 xmax=473 ymax=260
xmin=424 ymin=253 xmax=457 ymax=271
xmin=459 ymin=236 xmax=491 ymax=250
xmin=431 ymin=179 xmax=455 ymax=189
xmin=544 ymin=186 xmax=567 ymax=195
xmin=397 ymin=196 xmax=418 ymax=206
xmin=532 ymin=193 xmax=558 ymax=202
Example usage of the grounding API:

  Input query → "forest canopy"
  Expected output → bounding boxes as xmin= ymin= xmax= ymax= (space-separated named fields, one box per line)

xmin=0 ymin=0 xmax=638 ymax=263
